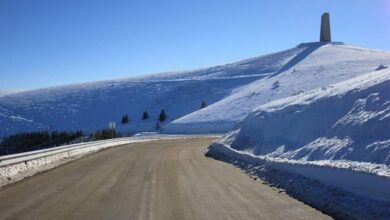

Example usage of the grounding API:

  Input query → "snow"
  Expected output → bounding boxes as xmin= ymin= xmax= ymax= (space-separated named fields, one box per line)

xmin=1 ymin=40 xmax=390 ymax=217
xmin=0 ymin=90 xmax=15 ymax=97
xmin=5 ymin=42 xmax=390 ymax=137
xmin=206 ymin=68 xmax=390 ymax=214
xmin=2 ymin=40 xmax=390 ymax=218
xmin=165 ymin=43 xmax=390 ymax=133
xmin=205 ymin=68 xmax=390 ymax=217
xmin=0 ymin=45 xmax=302 ymax=137
xmin=1 ymin=43 xmax=389 ymax=137
xmin=207 ymin=147 xmax=390 ymax=219
xmin=213 ymin=68 xmax=390 ymax=164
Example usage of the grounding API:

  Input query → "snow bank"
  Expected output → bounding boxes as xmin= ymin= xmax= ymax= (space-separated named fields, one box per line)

xmin=207 ymin=145 xmax=390 ymax=219
xmin=209 ymin=143 xmax=390 ymax=202
xmin=218 ymin=69 xmax=390 ymax=164
xmin=166 ymin=43 xmax=390 ymax=133
xmin=208 ymin=69 xmax=390 ymax=203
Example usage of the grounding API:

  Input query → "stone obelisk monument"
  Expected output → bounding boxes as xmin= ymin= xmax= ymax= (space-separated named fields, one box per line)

xmin=320 ymin=13 xmax=331 ymax=42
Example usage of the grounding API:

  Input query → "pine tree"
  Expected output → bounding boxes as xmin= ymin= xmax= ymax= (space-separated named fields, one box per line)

xmin=142 ymin=111 xmax=149 ymax=120
xmin=159 ymin=109 xmax=167 ymax=122
xmin=201 ymin=100 xmax=207 ymax=109
xmin=121 ymin=114 xmax=129 ymax=124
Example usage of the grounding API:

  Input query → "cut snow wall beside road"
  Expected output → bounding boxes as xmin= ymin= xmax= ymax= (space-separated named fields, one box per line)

xmin=208 ymin=143 xmax=390 ymax=203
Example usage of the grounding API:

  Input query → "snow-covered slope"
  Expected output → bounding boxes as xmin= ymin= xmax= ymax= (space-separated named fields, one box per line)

xmin=0 ymin=90 xmax=15 ymax=97
xmin=1 ymin=42 xmax=389 ymax=137
xmin=0 ymin=45 xmax=304 ymax=137
xmin=165 ymin=43 xmax=390 ymax=133
xmin=212 ymin=68 xmax=390 ymax=166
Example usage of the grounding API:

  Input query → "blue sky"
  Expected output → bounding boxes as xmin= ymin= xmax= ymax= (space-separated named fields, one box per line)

xmin=1 ymin=0 xmax=390 ymax=90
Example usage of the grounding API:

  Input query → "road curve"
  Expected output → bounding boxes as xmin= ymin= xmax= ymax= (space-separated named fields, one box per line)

xmin=0 ymin=138 xmax=331 ymax=220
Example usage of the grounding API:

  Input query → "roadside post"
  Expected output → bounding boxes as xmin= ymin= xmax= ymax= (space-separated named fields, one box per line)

xmin=109 ymin=122 xmax=116 ymax=138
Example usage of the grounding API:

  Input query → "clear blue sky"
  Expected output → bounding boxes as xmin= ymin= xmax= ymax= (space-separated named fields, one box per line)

xmin=1 ymin=0 xmax=390 ymax=90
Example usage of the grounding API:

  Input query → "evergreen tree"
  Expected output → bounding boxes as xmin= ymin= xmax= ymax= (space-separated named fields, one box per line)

xmin=91 ymin=129 xmax=118 ymax=141
xmin=159 ymin=109 xmax=167 ymax=122
xmin=142 ymin=111 xmax=149 ymax=120
xmin=121 ymin=114 xmax=129 ymax=124
xmin=0 ymin=131 xmax=84 ymax=156
xmin=201 ymin=100 xmax=207 ymax=109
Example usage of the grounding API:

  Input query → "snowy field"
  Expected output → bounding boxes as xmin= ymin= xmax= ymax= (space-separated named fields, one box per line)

xmin=0 ymin=52 xmax=281 ymax=136
xmin=0 ymin=91 xmax=13 ymax=97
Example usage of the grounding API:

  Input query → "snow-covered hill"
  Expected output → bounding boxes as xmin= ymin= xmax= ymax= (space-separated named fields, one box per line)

xmin=0 ymin=90 xmax=15 ymax=97
xmin=1 ymin=42 xmax=389 ymax=137
xmin=165 ymin=43 xmax=390 ymax=133
xmin=0 ymin=44 xmax=303 ymax=137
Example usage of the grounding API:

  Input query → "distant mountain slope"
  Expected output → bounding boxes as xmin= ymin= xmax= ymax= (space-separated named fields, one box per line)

xmin=165 ymin=43 xmax=390 ymax=133
xmin=0 ymin=90 xmax=15 ymax=97
xmin=0 ymin=45 xmax=304 ymax=137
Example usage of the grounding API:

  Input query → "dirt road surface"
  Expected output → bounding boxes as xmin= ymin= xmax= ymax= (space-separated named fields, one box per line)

xmin=0 ymin=138 xmax=331 ymax=220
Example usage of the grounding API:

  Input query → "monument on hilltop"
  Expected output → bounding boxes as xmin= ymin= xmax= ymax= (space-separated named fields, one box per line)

xmin=320 ymin=13 xmax=331 ymax=42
